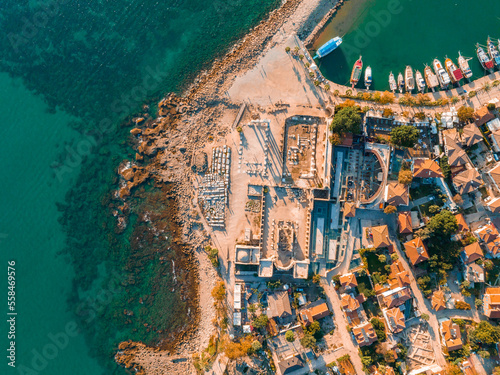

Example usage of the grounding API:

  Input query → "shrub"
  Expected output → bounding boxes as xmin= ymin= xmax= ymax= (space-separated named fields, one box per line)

xmin=384 ymin=205 xmax=397 ymax=214
xmin=285 ymin=330 xmax=295 ymax=342
xmin=205 ymin=245 xmax=219 ymax=267
xmin=455 ymin=300 xmax=471 ymax=310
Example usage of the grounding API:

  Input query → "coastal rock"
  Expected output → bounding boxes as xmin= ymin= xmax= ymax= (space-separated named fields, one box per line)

xmin=118 ymin=186 xmax=130 ymax=198
xmin=121 ymin=168 xmax=135 ymax=181
xmin=130 ymin=128 xmax=142 ymax=135
xmin=134 ymin=117 xmax=145 ymax=124
xmin=135 ymin=153 xmax=143 ymax=161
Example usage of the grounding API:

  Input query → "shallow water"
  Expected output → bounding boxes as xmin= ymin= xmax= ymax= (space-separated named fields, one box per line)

xmin=313 ymin=0 xmax=500 ymax=91
xmin=0 ymin=0 xmax=279 ymax=373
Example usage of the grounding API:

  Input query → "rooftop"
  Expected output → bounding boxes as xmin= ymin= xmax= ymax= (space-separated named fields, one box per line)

xmin=453 ymin=168 xmax=483 ymax=195
xmin=461 ymin=242 xmax=483 ymax=264
xmin=371 ymin=225 xmax=391 ymax=248
xmin=267 ymin=290 xmax=292 ymax=320
xmin=431 ymin=290 xmax=446 ymax=311
xmin=404 ymin=237 xmax=429 ymax=266
xmin=352 ymin=322 xmax=378 ymax=347
xmin=385 ymin=307 xmax=406 ymax=333
xmin=484 ymin=287 xmax=500 ymax=319
xmin=474 ymin=106 xmax=495 ymax=126
xmin=398 ymin=211 xmax=413 ymax=234
xmin=385 ymin=182 xmax=409 ymax=206
xmin=413 ymin=158 xmax=443 ymax=178
xmin=442 ymin=319 xmax=463 ymax=351
xmin=340 ymin=273 xmax=358 ymax=289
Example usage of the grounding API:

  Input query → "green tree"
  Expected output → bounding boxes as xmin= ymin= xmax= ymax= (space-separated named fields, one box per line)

xmin=398 ymin=169 xmax=413 ymax=185
xmin=421 ymin=313 xmax=429 ymax=321
xmin=391 ymin=253 xmax=399 ymax=261
xmin=300 ymin=333 xmax=316 ymax=348
xmin=439 ymin=156 xmax=451 ymax=179
xmin=427 ymin=210 xmax=458 ymax=237
xmin=378 ymin=254 xmax=387 ymax=263
xmin=390 ymin=125 xmax=420 ymax=148
xmin=252 ymin=314 xmax=269 ymax=329
xmin=428 ymin=205 xmax=440 ymax=214
xmin=384 ymin=205 xmax=397 ymax=214
xmin=312 ymin=274 xmax=321 ymax=284
xmin=370 ymin=318 xmax=386 ymax=341
xmin=324 ymin=83 xmax=330 ymax=91
xmin=285 ymin=330 xmax=295 ymax=342
xmin=470 ymin=321 xmax=500 ymax=345
xmin=330 ymin=106 xmax=362 ymax=136
xmin=457 ymin=105 xmax=474 ymax=123
xmin=487 ymin=103 xmax=496 ymax=110
xmin=251 ymin=340 xmax=262 ymax=352
xmin=285 ymin=46 xmax=291 ymax=53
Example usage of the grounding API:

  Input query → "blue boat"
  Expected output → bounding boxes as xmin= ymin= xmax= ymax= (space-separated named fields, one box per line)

xmin=314 ymin=36 xmax=342 ymax=59
xmin=487 ymin=37 xmax=500 ymax=66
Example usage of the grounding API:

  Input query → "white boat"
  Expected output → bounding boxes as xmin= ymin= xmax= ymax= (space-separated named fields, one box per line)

xmin=424 ymin=65 xmax=439 ymax=91
xmin=365 ymin=66 xmax=372 ymax=89
xmin=415 ymin=70 xmax=426 ymax=92
xmin=405 ymin=66 xmax=415 ymax=92
xmin=458 ymin=51 xmax=473 ymax=79
xmin=397 ymin=72 xmax=404 ymax=93
xmin=433 ymin=58 xmax=451 ymax=88
xmin=389 ymin=72 xmax=397 ymax=92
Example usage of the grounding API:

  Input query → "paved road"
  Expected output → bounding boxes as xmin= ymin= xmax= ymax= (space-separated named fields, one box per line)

xmin=321 ymin=280 xmax=366 ymax=374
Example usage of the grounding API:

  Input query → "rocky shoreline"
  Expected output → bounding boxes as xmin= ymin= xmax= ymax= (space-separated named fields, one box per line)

xmin=113 ymin=0 xmax=335 ymax=373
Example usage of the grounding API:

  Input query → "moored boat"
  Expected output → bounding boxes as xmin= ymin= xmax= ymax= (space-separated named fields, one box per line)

xmin=477 ymin=44 xmax=494 ymax=72
xmin=365 ymin=66 xmax=372 ymax=89
xmin=389 ymin=72 xmax=397 ymax=92
xmin=424 ymin=65 xmax=439 ymax=91
xmin=350 ymin=56 xmax=363 ymax=88
xmin=487 ymin=37 xmax=500 ymax=66
xmin=314 ymin=36 xmax=343 ymax=59
xmin=458 ymin=51 xmax=473 ymax=79
xmin=445 ymin=57 xmax=463 ymax=84
xmin=405 ymin=66 xmax=415 ymax=92
xmin=415 ymin=70 xmax=426 ymax=92
xmin=397 ymin=72 xmax=404 ymax=93
xmin=433 ymin=58 xmax=451 ymax=88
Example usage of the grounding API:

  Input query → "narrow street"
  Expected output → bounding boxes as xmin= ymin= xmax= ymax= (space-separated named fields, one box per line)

xmin=391 ymin=237 xmax=448 ymax=369
xmin=322 ymin=280 xmax=366 ymax=374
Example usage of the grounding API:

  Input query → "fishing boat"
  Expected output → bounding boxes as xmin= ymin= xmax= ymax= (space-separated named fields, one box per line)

xmin=415 ymin=70 xmax=426 ymax=92
xmin=405 ymin=66 xmax=415 ymax=92
xmin=389 ymin=72 xmax=397 ymax=92
xmin=477 ymin=44 xmax=494 ymax=72
xmin=487 ymin=37 xmax=500 ymax=66
xmin=397 ymin=72 xmax=404 ymax=93
xmin=445 ymin=57 xmax=463 ymax=84
xmin=350 ymin=56 xmax=363 ymax=88
xmin=458 ymin=51 xmax=473 ymax=79
xmin=313 ymin=36 xmax=342 ymax=59
xmin=433 ymin=58 xmax=451 ymax=88
xmin=365 ymin=66 xmax=372 ymax=89
xmin=424 ymin=65 xmax=439 ymax=91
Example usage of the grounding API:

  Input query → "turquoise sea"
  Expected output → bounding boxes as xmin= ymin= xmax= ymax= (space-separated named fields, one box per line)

xmin=0 ymin=0 xmax=279 ymax=374
xmin=313 ymin=0 xmax=500 ymax=91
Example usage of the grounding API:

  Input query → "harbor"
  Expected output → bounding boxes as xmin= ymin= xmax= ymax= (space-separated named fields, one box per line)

xmin=314 ymin=35 xmax=500 ymax=94
xmin=312 ymin=0 xmax=500 ymax=92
